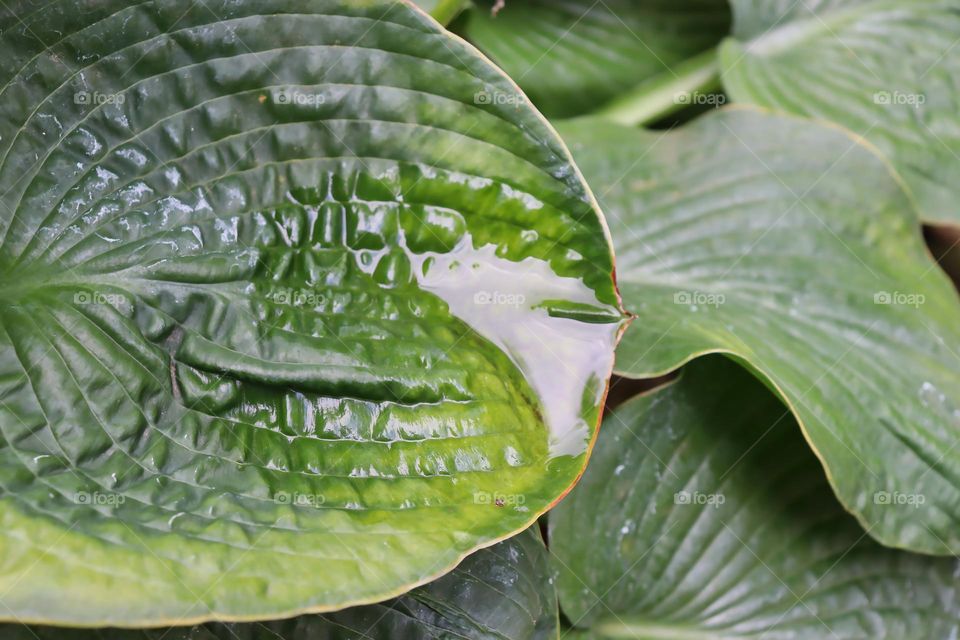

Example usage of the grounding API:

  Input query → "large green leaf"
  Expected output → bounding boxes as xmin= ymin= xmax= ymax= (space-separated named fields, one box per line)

xmin=552 ymin=357 xmax=960 ymax=638
xmin=459 ymin=0 xmax=731 ymax=119
xmin=1 ymin=528 xmax=557 ymax=639
xmin=557 ymin=109 xmax=960 ymax=555
xmin=0 ymin=0 xmax=622 ymax=625
xmin=720 ymin=0 xmax=960 ymax=226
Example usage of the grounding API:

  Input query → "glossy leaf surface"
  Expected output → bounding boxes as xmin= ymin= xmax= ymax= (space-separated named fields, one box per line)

xmin=1 ymin=528 xmax=558 ymax=639
xmin=721 ymin=0 xmax=960 ymax=225
xmin=552 ymin=357 xmax=960 ymax=639
xmin=558 ymin=109 xmax=960 ymax=554
xmin=460 ymin=0 xmax=731 ymax=118
xmin=0 ymin=0 xmax=621 ymax=625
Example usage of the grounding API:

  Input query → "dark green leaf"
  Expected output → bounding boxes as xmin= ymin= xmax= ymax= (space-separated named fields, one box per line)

xmin=460 ymin=0 xmax=731 ymax=118
xmin=552 ymin=357 xmax=960 ymax=639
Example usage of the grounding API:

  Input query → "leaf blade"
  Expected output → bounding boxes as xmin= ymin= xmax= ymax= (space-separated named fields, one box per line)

xmin=558 ymin=108 xmax=960 ymax=554
xmin=721 ymin=0 xmax=960 ymax=226
xmin=0 ymin=528 xmax=558 ymax=639
xmin=552 ymin=357 xmax=960 ymax=638
xmin=0 ymin=0 xmax=621 ymax=625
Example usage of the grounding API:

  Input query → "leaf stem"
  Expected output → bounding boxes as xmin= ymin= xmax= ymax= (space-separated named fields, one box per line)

xmin=592 ymin=618 xmax=723 ymax=639
xmin=596 ymin=48 xmax=721 ymax=127
xmin=430 ymin=0 xmax=470 ymax=26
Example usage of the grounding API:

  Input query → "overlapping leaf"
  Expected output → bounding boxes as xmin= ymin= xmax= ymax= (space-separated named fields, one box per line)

xmin=558 ymin=109 xmax=960 ymax=554
xmin=460 ymin=0 xmax=731 ymax=118
xmin=0 ymin=528 xmax=557 ymax=640
xmin=721 ymin=0 xmax=960 ymax=226
xmin=552 ymin=357 xmax=960 ymax=638
xmin=0 ymin=0 xmax=622 ymax=625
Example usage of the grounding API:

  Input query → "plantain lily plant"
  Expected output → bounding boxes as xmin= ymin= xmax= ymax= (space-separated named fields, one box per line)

xmin=0 ymin=0 xmax=958 ymax=638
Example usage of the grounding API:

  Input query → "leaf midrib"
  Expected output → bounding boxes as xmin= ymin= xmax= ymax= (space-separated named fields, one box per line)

xmin=0 ymin=268 xmax=80 ymax=300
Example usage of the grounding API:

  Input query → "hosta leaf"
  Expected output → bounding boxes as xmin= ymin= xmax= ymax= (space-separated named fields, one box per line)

xmin=1 ymin=528 xmax=557 ymax=640
xmin=557 ymin=109 xmax=960 ymax=554
xmin=459 ymin=0 xmax=731 ymax=118
xmin=0 ymin=0 xmax=621 ymax=625
xmin=551 ymin=357 xmax=960 ymax=639
xmin=720 ymin=0 xmax=960 ymax=226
